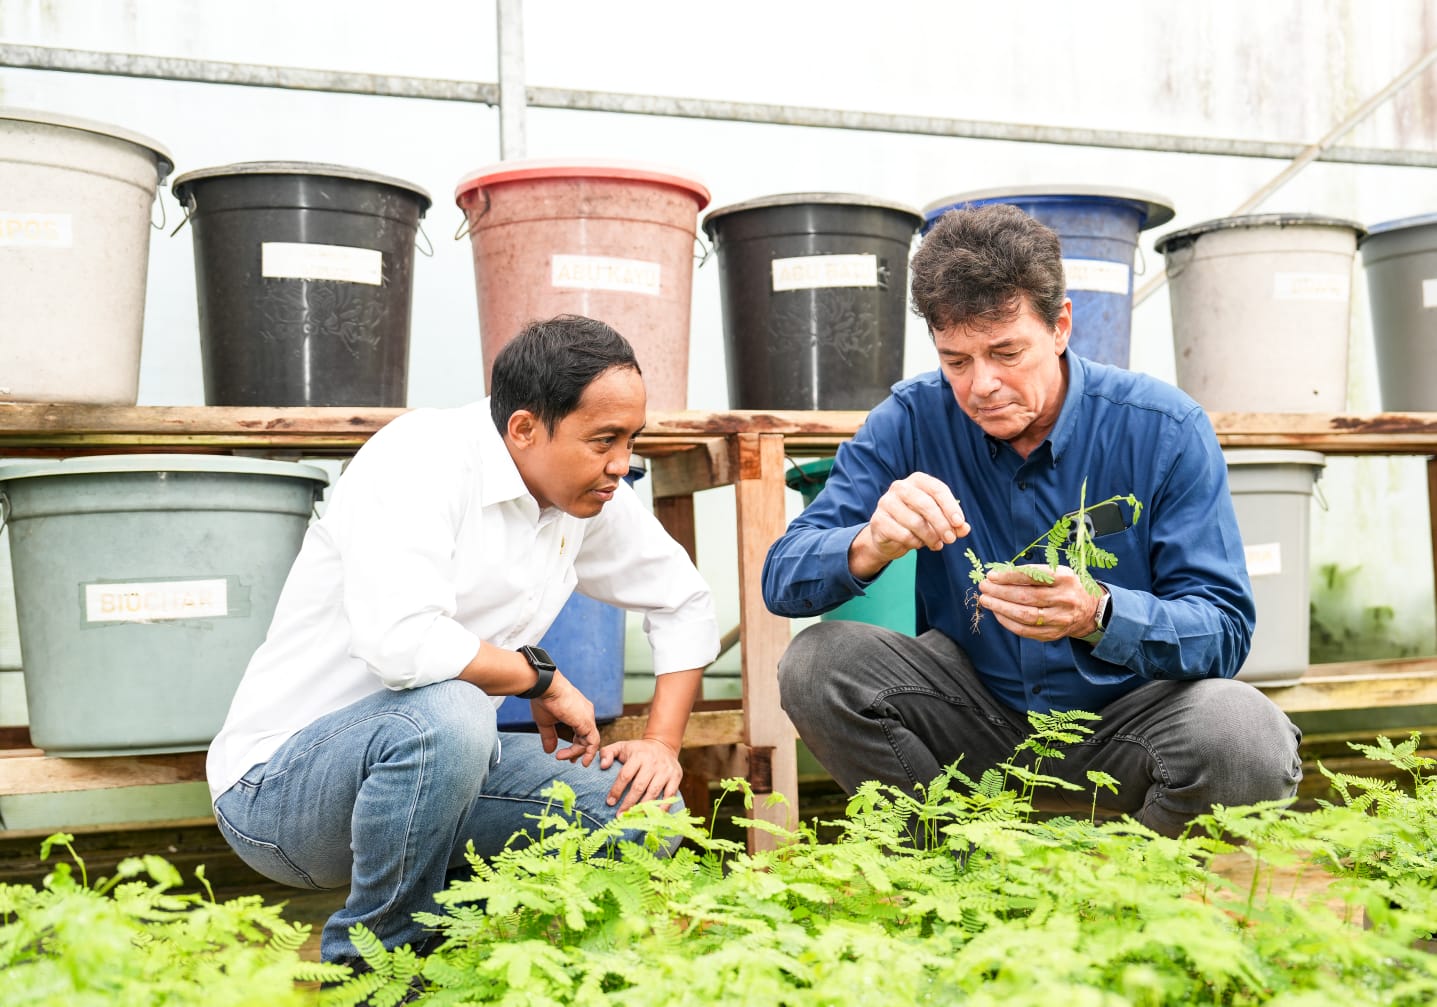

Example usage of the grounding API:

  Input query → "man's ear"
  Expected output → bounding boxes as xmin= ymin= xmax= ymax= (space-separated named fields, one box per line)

xmin=506 ymin=410 xmax=541 ymax=449
xmin=1053 ymin=299 xmax=1074 ymax=355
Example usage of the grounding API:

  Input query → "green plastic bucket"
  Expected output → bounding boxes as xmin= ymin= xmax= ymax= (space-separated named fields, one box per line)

xmin=0 ymin=454 xmax=329 ymax=756
xmin=785 ymin=459 xmax=916 ymax=634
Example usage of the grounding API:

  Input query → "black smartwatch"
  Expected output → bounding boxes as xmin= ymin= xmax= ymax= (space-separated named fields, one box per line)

xmin=517 ymin=644 xmax=557 ymax=699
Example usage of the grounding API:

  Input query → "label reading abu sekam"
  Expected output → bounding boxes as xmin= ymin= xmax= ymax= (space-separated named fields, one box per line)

xmin=551 ymin=255 xmax=662 ymax=296
xmin=84 ymin=579 xmax=230 ymax=623
xmin=0 ymin=212 xmax=73 ymax=248
xmin=772 ymin=254 xmax=878 ymax=292
xmin=261 ymin=242 xmax=383 ymax=286
xmin=1062 ymin=258 xmax=1130 ymax=295
xmin=1272 ymin=272 xmax=1349 ymax=302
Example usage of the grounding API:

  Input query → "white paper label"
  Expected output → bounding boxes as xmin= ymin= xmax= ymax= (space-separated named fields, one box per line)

xmin=84 ymin=579 xmax=230 ymax=623
xmin=0 ymin=212 xmax=73 ymax=247
xmin=261 ymin=242 xmax=383 ymax=285
xmin=551 ymin=254 xmax=662 ymax=296
xmin=1422 ymin=278 xmax=1437 ymax=308
xmin=1062 ymin=258 xmax=1130 ymax=295
xmin=1272 ymin=272 xmax=1349 ymax=302
xmin=772 ymin=253 xmax=879 ymax=291
xmin=1244 ymin=542 xmax=1283 ymax=578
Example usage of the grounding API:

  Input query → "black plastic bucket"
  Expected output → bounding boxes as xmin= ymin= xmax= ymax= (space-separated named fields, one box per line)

xmin=172 ymin=162 xmax=432 ymax=407
xmin=702 ymin=193 xmax=923 ymax=410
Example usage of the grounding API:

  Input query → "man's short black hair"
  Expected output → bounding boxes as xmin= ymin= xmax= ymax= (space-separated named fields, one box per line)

xmin=489 ymin=315 xmax=642 ymax=434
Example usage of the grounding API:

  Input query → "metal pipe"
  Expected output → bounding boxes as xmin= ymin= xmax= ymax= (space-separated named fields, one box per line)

xmin=1134 ymin=42 xmax=1437 ymax=307
xmin=495 ymin=0 xmax=527 ymax=160
xmin=5 ymin=43 xmax=1437 ymax=169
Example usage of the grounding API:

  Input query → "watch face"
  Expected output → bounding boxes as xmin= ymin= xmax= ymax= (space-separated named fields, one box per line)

xmin=525 ymin=645 xmax=556 ymax=670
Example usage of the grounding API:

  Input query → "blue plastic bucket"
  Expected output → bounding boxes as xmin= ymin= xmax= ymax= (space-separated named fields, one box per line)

xmin=785 ymin=459 xmax=916 ymax=634
xmin=921 ymin=185 xmax=1174 ymax=368
xmin=497 ymin=465 xmax=645 ymax=727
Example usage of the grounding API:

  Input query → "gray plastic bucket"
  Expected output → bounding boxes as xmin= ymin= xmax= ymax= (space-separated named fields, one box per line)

xmin=0 ymin=455 xmax=329 ymax=755
xmin=172 ymin=162 xmax=432 ymax=407
xmin=1156 ymin=214 xmax=1364 ymax=412
xmin=1359 ymin=214 xmax=1437 ymax=411
xmin=702 ymin=193 xmax=923 ymax=410
xmin=920 ymin=185 xmax=1174 ymax=368
xmin=0 ymin=108 xmax=173 ymax=405
xmin=1224 ymin=449 xmax=1325 ymax=687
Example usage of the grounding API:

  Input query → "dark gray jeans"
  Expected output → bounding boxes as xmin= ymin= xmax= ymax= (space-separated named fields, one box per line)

xmin=778 ymin=621 xmax=1303 ymax=837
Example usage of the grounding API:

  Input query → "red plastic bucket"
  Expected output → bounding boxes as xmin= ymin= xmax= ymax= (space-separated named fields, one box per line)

xmin=455 ymin=159 xmax=710 ymax=410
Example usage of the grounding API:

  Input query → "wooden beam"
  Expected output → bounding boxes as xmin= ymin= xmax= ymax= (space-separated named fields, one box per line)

xmin=1262 ymin=656 xmax=1437 ymax=713
xmin=598 ymin=707 xmax=744 ymax=748
xmin=649 ymin=439 xmax=733 ymax=497
xmin=0 ymin=751 xmax=208 ymax=797
xmin=734 ymin=432 xmax=798 ymax=851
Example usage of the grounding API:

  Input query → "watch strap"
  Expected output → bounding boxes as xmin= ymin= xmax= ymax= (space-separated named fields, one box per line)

xmin=517 ymin=645 xmax=556 ymax=699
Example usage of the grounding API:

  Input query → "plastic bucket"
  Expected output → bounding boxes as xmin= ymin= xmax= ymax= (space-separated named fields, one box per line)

xmin=702 ymin=193 xmax=923 ymax=409
xmin=1155 ymin=214 xmax=1364 ymax=412
xmin=921 ymin=185 xmax=1174 ymax=368
xmin=496 ymin=465 xmax=647 ymax=728
xmin=0 ymin=108 xmax=173 ymax=405
xmin=786 ymin=459 xmax=916 ymax=633
xmin=456 ymin=159 xmax=710 ymax=410
xmin=1359 ymin=214 xmax=1437 ymax=411
xmin=172 ymin=162 xmax=432 ymax=407
xmin=1224 ymin=449 xmax=1325 ymax=687
xmin=0 ymin=455 xmax=329 ymax=755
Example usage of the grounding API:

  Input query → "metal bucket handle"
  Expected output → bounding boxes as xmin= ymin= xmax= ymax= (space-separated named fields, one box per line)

xmin=0 ymin=490 xmax=8 ymax=536
xmin=454 ymin=187 xmax=491 ymax=241
xmin=415 ymin=221 xmax=434 ymax=258
xmin=151 ymin=188 xmax=169 ymax=232
xmin=170 ymin=190 xmax=197 ymax=238
xmin=694 ymin=234 xmax=713 ymax=268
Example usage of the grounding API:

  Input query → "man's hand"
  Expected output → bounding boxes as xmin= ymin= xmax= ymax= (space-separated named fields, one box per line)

xmin=529 ymin=669 xmax=601 ymax=766
xmin=850 ymin=472 xmax=971 ymax=578
xmin=978 ymin=565 xmax=1104 ymax=642
xmin=596 ymin=737 xmax=683 ymax=813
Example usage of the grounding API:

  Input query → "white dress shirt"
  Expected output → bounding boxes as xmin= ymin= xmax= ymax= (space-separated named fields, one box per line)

xmin=206 ymin=401 xmax=720 ymax=802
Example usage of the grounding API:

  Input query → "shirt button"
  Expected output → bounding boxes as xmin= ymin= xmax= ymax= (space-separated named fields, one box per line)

xmin=1018 ymin=481 xmax=1028 ymax=490
xmin=802 ymin=600 xmax=813 ymax=610
xmin=1031 ymin=685 xmax=1042 ymax=695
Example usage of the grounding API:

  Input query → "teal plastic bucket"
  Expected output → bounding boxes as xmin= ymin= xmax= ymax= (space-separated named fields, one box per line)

xmin=921 ymin=185 xmax=1174 ymax=368
xmin=496 ymin=465 xmax=646 ymax=727
xmin=786 ymin=459 xmax=916 ymax=634
xmin=0 ymin=455 xmax=329 ymax=755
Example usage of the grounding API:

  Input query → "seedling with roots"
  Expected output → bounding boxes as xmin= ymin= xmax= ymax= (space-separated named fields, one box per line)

xmin=965 ymin=479 xmax=1142 ymax=632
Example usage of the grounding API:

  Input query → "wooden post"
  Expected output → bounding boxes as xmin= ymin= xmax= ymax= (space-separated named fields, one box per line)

xmin=733 ymin=432 xmax=798 ymax=851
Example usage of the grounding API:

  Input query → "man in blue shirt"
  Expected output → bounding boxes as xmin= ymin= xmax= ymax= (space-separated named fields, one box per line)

xmin=762 ymin=204 xmax=1301 ymax=836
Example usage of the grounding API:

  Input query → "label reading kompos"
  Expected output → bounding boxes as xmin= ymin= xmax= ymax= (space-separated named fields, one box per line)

xmin=1244 ymin=542 xmax=1283 ymax=577
xmin=772 ymin=254 xmax=878 ymax=292
xmin=1272 ymin=272 xmax=1349 ymax=302
xmin=0 ymin=212 xmax=73 ymax=247
xmin=1062 ymin=258 xmax=1130 ymax=294
xmin=551 ymin=255 xmax=662 ymax=296
xmin=84 ymin=579 xmax=229 ymax=623
xmin=261 ymin=242 xmax=383 ymax=285
xmin=1422 ymin=279 xmax=1437 ymax=308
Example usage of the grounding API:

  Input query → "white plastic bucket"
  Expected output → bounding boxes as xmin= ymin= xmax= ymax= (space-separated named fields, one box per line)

xmin=0 ymin=108 xmax=174 ymax=405
xmin=1156 ymin=214 xmax=1363 ymax=412
xmin=1225 ymin=449 xmax=1326 ymax=687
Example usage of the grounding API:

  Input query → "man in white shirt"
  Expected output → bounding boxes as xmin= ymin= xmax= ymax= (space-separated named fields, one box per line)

xmin=206 ymin=315 xmax=720 ymax=968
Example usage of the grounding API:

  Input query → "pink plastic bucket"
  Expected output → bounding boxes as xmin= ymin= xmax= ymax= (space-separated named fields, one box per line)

xmin=455 ymin=159 xmax=710 ymax=410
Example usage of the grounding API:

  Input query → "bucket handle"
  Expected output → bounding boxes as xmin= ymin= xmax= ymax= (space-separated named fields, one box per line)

xmin=415 ymin=221 xmax=434 ymax=258
xmin=150 ymin=191 xmax=168 ymax=232
xmin=170 ymin=192 xmax=197 ymax=238
xmin=1162 ymin=241 xmax=1194 ymax=282
xmin=1132 ymin=242 xmax=1147 ymax=277
xmin=454 ymin=188 xmax=490 ymax=241
xmin=1313 ymin=470 xmax=1329 ymax=512
xmin=0 ymin=491 xmax=8 ymax=536
xmin=694 ymin=234 xmax=713 ymax=268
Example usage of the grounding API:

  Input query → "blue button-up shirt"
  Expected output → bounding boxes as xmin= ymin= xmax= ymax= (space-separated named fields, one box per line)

xmin=761 ymin=352 xmax=1255 ymax=716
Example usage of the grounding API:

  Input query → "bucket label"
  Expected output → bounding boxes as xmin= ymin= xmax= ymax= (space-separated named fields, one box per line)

xmin=1272 ymin=272 xmax=1349 ymax=302
xmin=551 ymin=255 xmax=662 ymax=296
xmin=83 ymin=579 xmax=230 ymax=623
xmin=1062 ymin=258 xmax=1130 ymax=295
xmin=771 ymin=254 xmax=878 ymax=292
xmin=1243 ymin=542 xmax=1282 ymax=578
xmin=261 ymin=242 xmax=383 ymax=286
xmin=1422 ymin=279 xmax=1437 ymax=308
xmin=0 ymin=212 xmax=73 ymax=248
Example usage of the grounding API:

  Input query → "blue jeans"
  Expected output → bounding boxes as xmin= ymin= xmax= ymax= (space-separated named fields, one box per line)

xmin=778 ymin=622 xmax=1303 ymax=837
xmin=213 ymin=680 xmax=675 ymax=961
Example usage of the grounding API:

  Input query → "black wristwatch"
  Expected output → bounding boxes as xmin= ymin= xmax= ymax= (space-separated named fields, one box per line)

xmin=517 ymin=645 xmax=557 ymax=699
xmin=1081 ymin=588 xmax=1112 ymax=646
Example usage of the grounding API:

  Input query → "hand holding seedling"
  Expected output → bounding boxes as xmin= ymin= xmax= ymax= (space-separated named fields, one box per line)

xmin=849 ymin=472 xmax=971 ymax=578
xmin=978 ymin=565 xmax=1104 ymax=642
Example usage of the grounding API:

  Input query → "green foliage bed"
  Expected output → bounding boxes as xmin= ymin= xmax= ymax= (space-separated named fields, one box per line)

xmin=4 ymin=713 xmax=1437 ymax=1006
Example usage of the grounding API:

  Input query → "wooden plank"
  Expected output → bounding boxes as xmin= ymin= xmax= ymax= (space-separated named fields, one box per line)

xmin=734 ymin=432 xmax=799 ymax=851
xmin=1262 ymin=656 xmax=1437 ymax=713
xmin=598 ymin=707 xmax=744 ymax=748
xmin=0 ymin=751 xmax=208 ymax=796
xmin=1209 ymin=412 xmax=1437 ymax=454
xmin=649 ymin=439 xmax=733 ymax=497
xmin=654 ymin=496 xmax=697 ymax=563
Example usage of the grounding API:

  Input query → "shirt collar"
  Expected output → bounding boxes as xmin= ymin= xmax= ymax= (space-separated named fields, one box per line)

xmin=476 ymin=400 xmax=535 ymax=509
xmin=1046 ymin=351 xmax=1086 ymax=466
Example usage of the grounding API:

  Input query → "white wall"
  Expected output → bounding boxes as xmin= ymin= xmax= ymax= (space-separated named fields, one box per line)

xmin=3 ymin=0 xmax=1437 ymax=693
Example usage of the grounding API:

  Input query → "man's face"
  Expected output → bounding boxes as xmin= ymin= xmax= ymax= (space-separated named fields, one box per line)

xmin=512 ymin=365 xmax=647 ymax=518
xmin=933 ymin=298 xmax=1072 ymax=457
